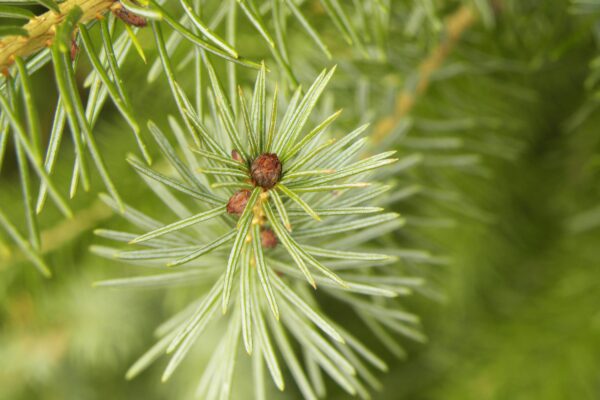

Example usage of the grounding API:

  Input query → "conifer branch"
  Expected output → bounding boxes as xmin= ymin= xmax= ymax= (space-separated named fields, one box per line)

xmin=371 ymin=4 xmax=478 ymax=144
xmin=0 ymin=0 xmax=117 ymax=71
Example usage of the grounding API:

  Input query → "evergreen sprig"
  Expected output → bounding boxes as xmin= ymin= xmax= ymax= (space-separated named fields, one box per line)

xmin=0 ymin=0 xmax=483 ymax=272
xmin=0 ymin=0 xmax=262 ymax=272
xmin=92 ymin=65 xmax=421 ymax=398
xmin=0 ymin=0 xmax=458 ymax=393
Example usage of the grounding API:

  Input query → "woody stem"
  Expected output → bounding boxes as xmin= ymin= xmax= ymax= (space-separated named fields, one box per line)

xmin=0 ymin=0 xmax=116 ymax=71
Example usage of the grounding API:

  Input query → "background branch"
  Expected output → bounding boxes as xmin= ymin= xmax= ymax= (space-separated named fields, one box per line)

xmin=371 ymin=5 xmax=477 ymax=144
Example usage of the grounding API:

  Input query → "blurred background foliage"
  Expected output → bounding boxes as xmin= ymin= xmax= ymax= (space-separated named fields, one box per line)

xmin=1 ymin=0 xmax=600 ymax=399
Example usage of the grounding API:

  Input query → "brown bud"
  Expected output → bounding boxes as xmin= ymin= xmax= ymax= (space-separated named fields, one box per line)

xmin=260 ymin=228 xmax=278 ymax=249
xmin=112 ymin=3 xmax=147 ymax=27
xmin=227 ymin=189 xmax=251 ymax=215
xmin=70 ymin=39 xmax=78 ymax=61
xmin=231 ymin=150 xmax=244 ymax=163
xmin=251 ymin=153 xmax=282 ymax=189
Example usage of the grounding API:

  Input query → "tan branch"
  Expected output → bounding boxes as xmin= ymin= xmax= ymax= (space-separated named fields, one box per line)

xmin=371 ymin=5 xmax=478 ymax=144
xmin=1 ymin=161 xmax=174 ymax=267
xmin=40 ymin=200 xmax=113 ymax=254
xmin=0 ymin=0 xmax=116 ymax=71
xmin=0 ymin=200 xmax=113 ymax=267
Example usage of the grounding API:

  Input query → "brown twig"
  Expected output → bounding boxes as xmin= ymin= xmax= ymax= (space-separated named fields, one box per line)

xmin=0 ymin=200 xmax=113 ymax=267
xmin=371 ymin=5 xmax=478 ymax=144
xmin=0 ymin=0 xmax=116 ymax=71
xmin=39 ymin=200 xmax=113 ymax=254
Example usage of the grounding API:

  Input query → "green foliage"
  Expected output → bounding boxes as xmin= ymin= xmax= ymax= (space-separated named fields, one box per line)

xmin=90 ymin=66 xmax=417 ymax=398
xmin=0 ymin=0 xmax=437 ymax=397
xmin=1 ymin=0 xmax=600 ymax=399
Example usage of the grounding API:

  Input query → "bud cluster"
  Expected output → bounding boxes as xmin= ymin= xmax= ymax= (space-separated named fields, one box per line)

xmin=227 ymin=152 xmax=283 ymax=249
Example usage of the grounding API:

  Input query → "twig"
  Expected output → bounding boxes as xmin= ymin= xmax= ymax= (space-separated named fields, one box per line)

xmin=0 ymin=0 xmax=116 ymax=71
xmin=371 ymin=5 xmax=477 ymax=144
xmin=0 ymin=160 xmax=177 ymax=267
xmin=0 ymin=200 xmax=113 ymax=266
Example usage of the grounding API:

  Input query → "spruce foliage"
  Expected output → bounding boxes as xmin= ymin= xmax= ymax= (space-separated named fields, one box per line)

xmin=1 ymin=1 xmax=599 ymax=399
